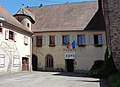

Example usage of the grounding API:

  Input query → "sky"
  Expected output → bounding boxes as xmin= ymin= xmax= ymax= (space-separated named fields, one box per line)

xmin=0 ymin=0 xmax=96 ymax=15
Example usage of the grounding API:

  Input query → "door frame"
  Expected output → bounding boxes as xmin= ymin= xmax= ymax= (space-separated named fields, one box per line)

xmin=65 ymin=59 xmax=74 ymax=72
xmin=22 ymin=57 xmax=29 ymax=71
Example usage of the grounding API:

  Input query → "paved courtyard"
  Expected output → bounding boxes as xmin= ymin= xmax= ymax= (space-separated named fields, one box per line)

xmin=0 ymin=71 xmax=110 ymax=87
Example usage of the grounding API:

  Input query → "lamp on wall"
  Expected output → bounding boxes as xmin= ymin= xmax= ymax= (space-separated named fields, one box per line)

xmin=0 ymin=23 xmax=3 ymax=27
xmin=0 ymin=17 xmax=5 ymax=27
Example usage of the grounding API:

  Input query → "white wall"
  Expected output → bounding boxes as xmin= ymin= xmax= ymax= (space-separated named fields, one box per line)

xmin=0 ymin=27 xmax=31 ymax=73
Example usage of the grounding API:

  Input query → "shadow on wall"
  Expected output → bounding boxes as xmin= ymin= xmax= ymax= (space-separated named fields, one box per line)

xmin=32 ymin=54 xmax=38 ymax=71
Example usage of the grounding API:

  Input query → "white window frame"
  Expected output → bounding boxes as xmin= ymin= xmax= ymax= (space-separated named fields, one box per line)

xmin=13 ymin=55 xmax=20 ymax=67
xmin=0 ymin=54 xmax=5 ymax=68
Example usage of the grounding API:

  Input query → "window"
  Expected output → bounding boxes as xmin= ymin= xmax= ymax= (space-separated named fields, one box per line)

xmin=49 ymin=36 xmax=55 ymax=47
xmin=5 ymin=30 xmax=16 ymax=41
xmin=27 ymin=23 xmax=29 ymax=28
xmin=0 ymin=27 xmax=2 ymax=33
xmin=36 ymin=36 xmax=42 ymax=47
xmin=13 ymin=55 xmax=20 ymax=67
xmin=94 ymin=34 xmax=102 ymax=47
xmin=9 ymin=31 xmax=14 ymax=40
xmin=62 ymin=35 xmax=70 ymax=46
xmin=77 ymin=35 xmax=85 ymax=46
xmin=45 ymin=55 xmax=53 ymax=69
xmin=0 ymin=54 xmax=5 ymax=68
xmin=24 ymin=36 xmax=28 ymax=45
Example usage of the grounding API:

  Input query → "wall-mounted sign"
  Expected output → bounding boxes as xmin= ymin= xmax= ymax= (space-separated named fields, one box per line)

xmin=65 ymin=53 xmax=75 ymax=59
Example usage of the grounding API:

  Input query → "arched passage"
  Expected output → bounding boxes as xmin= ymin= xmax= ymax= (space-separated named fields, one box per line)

xmin=32 ymin=54 xmax=38 ymax=71
xmin=45 ymin=54 xmax=54 ymax=71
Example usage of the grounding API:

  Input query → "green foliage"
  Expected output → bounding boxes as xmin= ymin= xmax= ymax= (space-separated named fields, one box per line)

xmin=104 ymin=47 xmax=109 ymax=61
xmin=103 ymin=47 xmax=118 ymax=76
xmin=103 ymin=55 xmax=118 ymax=77
xmin=108 ymin=73 xmax=120 ymax=87
xmin=89 ymin=60 xmax=104 ymax=78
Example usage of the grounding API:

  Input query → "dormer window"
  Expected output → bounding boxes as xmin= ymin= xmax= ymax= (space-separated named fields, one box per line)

xmin=27 ymin=23 xmax=30 ymax=28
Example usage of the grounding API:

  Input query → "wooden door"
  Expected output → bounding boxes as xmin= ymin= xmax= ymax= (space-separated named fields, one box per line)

xmin=22 ymin=57 xmax=29 ymax=71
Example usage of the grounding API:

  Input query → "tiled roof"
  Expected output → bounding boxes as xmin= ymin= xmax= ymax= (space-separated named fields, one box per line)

xmin=0 ymin=5 xmax=33 ymax=34
xmin=15 ymin=8 xmax=35 ymax=23
xmin=26 ymin=1 xmax=103 ymax=32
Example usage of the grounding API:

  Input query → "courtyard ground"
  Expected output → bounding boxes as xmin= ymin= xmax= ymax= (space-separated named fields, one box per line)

xmin=0 ymin=71 xmax=110 ymax=87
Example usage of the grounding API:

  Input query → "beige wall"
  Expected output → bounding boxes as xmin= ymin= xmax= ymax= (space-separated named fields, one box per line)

xmin=33 ymin=31 xmax=106 ymax=72
xmin=15 ymin=16 xmax=32 ymax=31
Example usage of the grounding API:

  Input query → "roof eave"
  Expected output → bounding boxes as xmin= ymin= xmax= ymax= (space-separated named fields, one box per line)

xmin=14 ymin=14 xmax=35 ymax=24
xmin=3 ymin=21 xmax=34 ymax=36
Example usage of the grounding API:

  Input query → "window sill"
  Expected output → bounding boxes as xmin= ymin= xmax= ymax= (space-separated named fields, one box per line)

xmin=36 ymin=45 xmax=42 ymax=47
xmin=24 ymin=43 xmax=28 ymax=45
xmin=49 ymin=44 xmax=55 ymax=47
xmin=94 ymin=44 xmax=102 ymax=47
xmin=78 ymin=45 xmax=86 ymax=47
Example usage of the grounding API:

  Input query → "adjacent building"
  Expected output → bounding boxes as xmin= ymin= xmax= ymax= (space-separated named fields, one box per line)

xmin=0 ymin=5 xmax=33 ymax=73
xmin=14 ymin=1 xmax=106 ymax=72
xmin=101 ymin=0 xmax=120 ymax=71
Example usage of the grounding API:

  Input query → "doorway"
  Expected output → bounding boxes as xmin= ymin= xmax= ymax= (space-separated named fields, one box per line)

xmin=22 ymin=57 xmax=29 ymax=71
xmin=32 ymin=54 xmax=38 ymax=71
xmin=66 ymin=59 xmax=74 ymax=72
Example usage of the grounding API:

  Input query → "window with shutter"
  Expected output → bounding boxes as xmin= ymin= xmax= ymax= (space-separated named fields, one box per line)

xmin=49 ymin=36 xmax=55 ymax=47
xmin=62 ymin=35 xmax=70 ymax=46
xmin=77 ymin=35 xmax=85 ymax=47
xmin=9 ymin=31 xmax=14 ymax=40
xmin=94 ymin=34 xmax=102 ymax=47
xmin=36 ymin=36 xmax=42 ymax=47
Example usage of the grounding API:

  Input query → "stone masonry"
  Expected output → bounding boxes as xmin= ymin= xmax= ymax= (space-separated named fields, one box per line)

xmin=102 ymin=0 xmax=120 ymax=70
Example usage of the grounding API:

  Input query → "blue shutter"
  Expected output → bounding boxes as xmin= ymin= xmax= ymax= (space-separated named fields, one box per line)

xmin=98 ymin=35 xmax=102 ymax=44
xmin=82 ymin=36 xmax=85 ymax=44
xmin=77 ymin=35 xmax=80 ymax=45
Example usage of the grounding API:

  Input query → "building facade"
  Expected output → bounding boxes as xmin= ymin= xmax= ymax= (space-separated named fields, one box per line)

xmin=0 ymin=5 xmax=33 ymax=73
xmin=15 ymin=1 xmax=106 ymax=72
xmin=32 ymin=31 xmax=106 ymax=72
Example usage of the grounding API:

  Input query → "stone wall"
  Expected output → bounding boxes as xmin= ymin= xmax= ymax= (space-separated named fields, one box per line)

xmin=102 ymin=0 xmax=120 ymax=70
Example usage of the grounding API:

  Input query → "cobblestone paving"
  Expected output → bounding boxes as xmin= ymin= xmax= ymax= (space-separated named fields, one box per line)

xmin=0 ymin=71 xmax=110 ymax=87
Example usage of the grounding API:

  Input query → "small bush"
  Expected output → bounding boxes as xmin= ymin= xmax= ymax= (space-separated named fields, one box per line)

xmin=108 ymin=73 xmax=120 ymax=87
xmin=103 ymin=55 xmax=118 ymax=77
xmin=89 ymin=47 xmax=118 ymax=78
xmin=89 ymin=60 xmax=104 ymax=78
